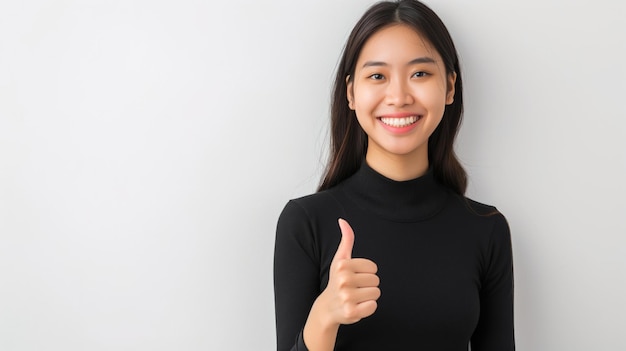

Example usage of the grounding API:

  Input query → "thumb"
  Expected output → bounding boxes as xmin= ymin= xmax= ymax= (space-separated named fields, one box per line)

xmin=333 ymin=218 xmax=354 ymax=261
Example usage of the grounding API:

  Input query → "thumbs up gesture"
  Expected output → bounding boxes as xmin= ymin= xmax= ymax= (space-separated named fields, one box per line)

xmin=323 ymin=218 xmax=381 ymax=325
xmin=302 ymin=219 xmax=381 ymax=350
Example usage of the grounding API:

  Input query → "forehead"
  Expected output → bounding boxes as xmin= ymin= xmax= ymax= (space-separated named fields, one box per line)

xmin=356 ymin=24 xmax=441 ymax=65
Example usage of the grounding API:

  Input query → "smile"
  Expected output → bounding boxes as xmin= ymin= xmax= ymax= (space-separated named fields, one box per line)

xmin=379 ymin=116 xmax=420 ymax=128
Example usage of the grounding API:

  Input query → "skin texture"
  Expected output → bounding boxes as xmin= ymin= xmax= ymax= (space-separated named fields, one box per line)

xmin=347 ymin=24 xmax=456 ymax=181
xmin=302 ymin=24 xmax=457 ymax=351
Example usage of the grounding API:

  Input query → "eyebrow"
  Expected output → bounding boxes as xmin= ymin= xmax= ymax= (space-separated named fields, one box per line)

xmin=362 ymin=57 xmax=436 ymax=68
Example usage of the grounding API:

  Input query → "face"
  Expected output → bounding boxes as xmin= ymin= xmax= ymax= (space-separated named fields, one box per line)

xmin=347 ymin=24 xmax=456 ymax=164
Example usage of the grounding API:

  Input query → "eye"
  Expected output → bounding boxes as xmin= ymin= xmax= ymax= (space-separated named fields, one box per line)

xmin=412 ymin=71 xmax=429 ymax=78
xmin=368 ymin=73 xmax=385 ymax=80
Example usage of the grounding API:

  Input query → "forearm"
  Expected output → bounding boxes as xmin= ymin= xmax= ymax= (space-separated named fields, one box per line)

xmin=302 ymin=292 xmax=340 ymax=351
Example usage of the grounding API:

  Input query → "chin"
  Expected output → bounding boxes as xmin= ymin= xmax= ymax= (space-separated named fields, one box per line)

xmin=380 ymin=145 xmax=426 ymax=158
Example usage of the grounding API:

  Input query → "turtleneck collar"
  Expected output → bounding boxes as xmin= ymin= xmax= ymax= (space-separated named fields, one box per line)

xmin=339 ymin=161 xmax=449 ymax=222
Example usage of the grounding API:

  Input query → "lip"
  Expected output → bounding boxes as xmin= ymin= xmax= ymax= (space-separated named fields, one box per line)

xmin=377 ymin=113 xmax=422 ymax=134
xmin=378 ymin=112 xmax=421 ymax=118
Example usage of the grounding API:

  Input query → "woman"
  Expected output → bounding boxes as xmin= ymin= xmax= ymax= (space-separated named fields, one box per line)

xmin=274 ymin=1 xmax=515 ymax=350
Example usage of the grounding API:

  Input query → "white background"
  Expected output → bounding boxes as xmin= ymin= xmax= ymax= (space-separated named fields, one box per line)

xmin=1 ymin=0 xmax=625 ymax=350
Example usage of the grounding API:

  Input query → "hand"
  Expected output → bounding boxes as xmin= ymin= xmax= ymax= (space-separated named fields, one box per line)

xmin=321 ymin=218 xmax=381 ymax=325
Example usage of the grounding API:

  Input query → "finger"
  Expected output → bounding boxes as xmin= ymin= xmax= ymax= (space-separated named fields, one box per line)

xmin=355 ymin=300 xmax=378 ymax=319
xmin=349 ymin=258 xmax=378 ymax=274
xmin=339 ymin=290 xmax=380 ymax=325
xmin=352 ymin=273 xmax=380 ymax=288
xmin=353 ymin=286 xmax=382 ymax=303
xmin=333 ymin=218 xmax=354 ymax=262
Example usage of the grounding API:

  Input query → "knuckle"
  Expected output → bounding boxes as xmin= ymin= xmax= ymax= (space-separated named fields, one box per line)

xmin=335 ymin=259 xmax=349 ymax=271
xmin=343 ymin=305 xmax=358 ymax=321
xmin=374 ymin=287 xmax=382 ymax=299
xmin=338 ymin=290 xmax=350 ymax=303
xmin=336 ymin=275 xmax=350 ymax=289
xmin=373 ymin=275 xmax=380 ymax=286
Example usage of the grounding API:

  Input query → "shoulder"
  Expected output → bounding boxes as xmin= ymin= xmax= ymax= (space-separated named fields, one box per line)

xmin=454 ymin=197 xmax=513 ymax=279
xmin=276 ymin=188 xmax=343 ymax=237
xmin=463 ymin=197 xmax=500 ymax=216
xmin=449 ymin=194 xmax=506 ymax=220
xmin=275 ymin=189 xmax=346 ymax=263
xmin=446 ymin=194 xmax=511 ymax=238
xmin=279 ymin=188 xmax=344 ymax=223
xmin=462 ymin=196 xmax=512 ymax=244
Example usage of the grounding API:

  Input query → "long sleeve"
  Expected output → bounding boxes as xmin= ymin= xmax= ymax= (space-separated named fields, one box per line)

xmin=274 ymin=201 xmax=320 ymax=351
xmin=470 ymin=213 xmax=515 ymax=350
xmin=274 ymin=165 xmax=515 ymax=350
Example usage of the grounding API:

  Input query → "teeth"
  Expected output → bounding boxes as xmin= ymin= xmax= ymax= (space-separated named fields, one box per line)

xmin=380 ymin=116 xmax=419 ymax=127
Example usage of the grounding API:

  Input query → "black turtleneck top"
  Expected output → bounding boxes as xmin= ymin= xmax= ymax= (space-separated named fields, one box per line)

xmin=274 ymin=163 xmax=514 ymax=350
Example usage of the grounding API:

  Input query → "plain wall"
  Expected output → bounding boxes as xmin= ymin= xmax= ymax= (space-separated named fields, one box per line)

xmin=1 ymin=0 xmax=624 ymax=350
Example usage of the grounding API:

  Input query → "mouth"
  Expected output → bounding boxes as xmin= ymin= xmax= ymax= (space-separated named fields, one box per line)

xmin=378 ymin=115 xmax=421 ymax=128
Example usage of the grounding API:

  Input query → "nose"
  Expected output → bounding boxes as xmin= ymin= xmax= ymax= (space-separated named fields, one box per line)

xmin=385 ymin=78 xmax=414 ymax=107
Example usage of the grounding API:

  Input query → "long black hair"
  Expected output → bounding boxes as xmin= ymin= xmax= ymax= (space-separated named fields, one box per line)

xmin=318 ymin=0 xmax=467 ymax=195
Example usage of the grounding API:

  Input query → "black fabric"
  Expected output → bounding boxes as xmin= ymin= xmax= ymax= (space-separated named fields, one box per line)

xmin=274 ymin=163 xmax=515 ymax=350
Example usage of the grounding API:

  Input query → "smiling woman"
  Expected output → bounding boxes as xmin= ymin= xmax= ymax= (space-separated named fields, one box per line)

xmin=274 ymin=1 xmax=514 ymax=350
xmin=347 ymin=24 xmax=456 ymax=181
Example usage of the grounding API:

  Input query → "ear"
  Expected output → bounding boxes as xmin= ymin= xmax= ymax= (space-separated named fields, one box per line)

xmin=445 ymin=72 xmax=457 ymax=105
xmin=346 ymin=75 xmax=355 ymax=110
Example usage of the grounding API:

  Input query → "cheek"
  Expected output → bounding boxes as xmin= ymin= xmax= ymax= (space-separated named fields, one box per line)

xmin=413 ymin=84 xmax=449 ymax=109
xmin=353 ymin=86 xmax=384 ymax=110
xmin=354 ymin=109 xmax=374 ymax=128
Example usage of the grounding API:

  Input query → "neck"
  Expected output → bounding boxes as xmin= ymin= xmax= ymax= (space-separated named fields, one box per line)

xmin=365 ymin=148 xmax=429 ymax=181
xmin=341 ymin=157 xmax=447 ymax=222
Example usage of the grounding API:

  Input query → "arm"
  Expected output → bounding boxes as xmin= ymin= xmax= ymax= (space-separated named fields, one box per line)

xmin=274 ymin=201 xmax=321 ymax=350
xmin=470 ymin=213 xmax=515 ymax=350
xmin=274 ymin=203 xmax=380 ymax=351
